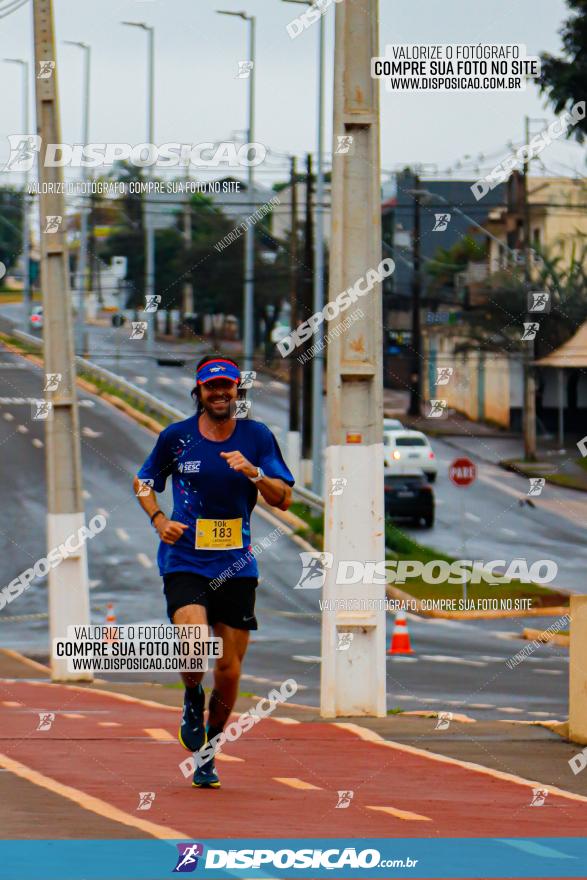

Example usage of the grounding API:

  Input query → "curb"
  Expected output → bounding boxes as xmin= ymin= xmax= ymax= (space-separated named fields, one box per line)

xmin=522 ymin=626 xmax=569 ymax=647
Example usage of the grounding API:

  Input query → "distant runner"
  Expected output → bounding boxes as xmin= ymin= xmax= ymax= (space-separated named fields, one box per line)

xmin=133 ymin=355 xmax=294 ymax=788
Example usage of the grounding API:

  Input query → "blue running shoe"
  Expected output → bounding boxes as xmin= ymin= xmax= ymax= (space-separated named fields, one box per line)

xmin=178 ymin=688 xmax=206 ymax=753
xmin=192 ymin=751 xmax=221 ymax=789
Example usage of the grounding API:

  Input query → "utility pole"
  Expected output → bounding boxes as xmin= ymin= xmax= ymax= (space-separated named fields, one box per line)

xmin=182 ymin=198 xmax=194 ymax=332
xmin=312 ymin=5 xmax=326 ymax=494
xmin=32 ymin=0 xmax=91 ymax=682
xmin=288 ymin=156 xmax=300 ymax=433
xmin=320 ymin=0 xmax=386 ymax=717
xmin=217 ymin=10 xmax=256 ymax=371
xmin=122 ymin=21 xmax=156 ymax=384
xmin=4 ymin=59 xmax=30 ymax=329
xmin=301 ymin=152 xmax=314 ymax=463
xmin=63 ymin=41 xmax=90 ymax=358
xmin=408 ymin=173 xmax=421 ymax=416
xmin=522 ymin=115 xmax=536 ymax=461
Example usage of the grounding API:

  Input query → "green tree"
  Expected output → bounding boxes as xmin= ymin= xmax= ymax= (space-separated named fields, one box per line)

xmin=539 ymin=0 xmax=587 ymax=141
xmin=0 ymin=189 xmax=24 ymax=276
xmin=457 ymin=241 xmax=587 ymax=358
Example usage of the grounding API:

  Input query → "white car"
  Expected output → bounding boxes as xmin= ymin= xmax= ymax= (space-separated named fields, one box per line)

xmin=384 ymin=430 xmax=438 ymax=482
xmin=384 ymin=417 xmax=404 ymax=432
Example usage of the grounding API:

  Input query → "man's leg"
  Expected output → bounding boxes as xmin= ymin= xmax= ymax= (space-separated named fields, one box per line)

xmin=207 ymin=623 xmax=250 ymax=741
xmin=173 ymin=603 xmax=208 ymax=752
xmin=173 ymin=603 xmax=208 ymax=689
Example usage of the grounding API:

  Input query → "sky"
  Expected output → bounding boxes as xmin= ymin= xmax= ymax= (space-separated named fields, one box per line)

xmin=0 ymin=0 xmax=584 ymax=187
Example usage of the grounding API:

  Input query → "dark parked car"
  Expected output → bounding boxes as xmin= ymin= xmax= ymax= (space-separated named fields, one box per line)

xmin=384 ymin=470 xmax=435 ymax=528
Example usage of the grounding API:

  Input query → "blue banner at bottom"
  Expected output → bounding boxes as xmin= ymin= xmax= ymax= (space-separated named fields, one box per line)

xmin=0 ymin=838 xmax=585 ymax=879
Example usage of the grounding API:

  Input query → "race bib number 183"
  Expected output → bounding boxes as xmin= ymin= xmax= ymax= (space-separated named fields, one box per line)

xmin=195 ymin=518 xmax=243 ymax=550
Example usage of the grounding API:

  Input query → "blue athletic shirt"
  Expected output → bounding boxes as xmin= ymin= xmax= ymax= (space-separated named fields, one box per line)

xmin=137 ymin=415 xmax=295 ymax=579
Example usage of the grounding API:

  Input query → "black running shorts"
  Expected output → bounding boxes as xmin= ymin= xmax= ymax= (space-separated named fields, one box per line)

xmin=162 ymin=571 xmax=258 ymax=630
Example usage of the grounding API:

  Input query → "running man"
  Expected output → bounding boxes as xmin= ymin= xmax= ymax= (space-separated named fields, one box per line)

xmin=133 ymin=356 xmax=294 ymax=788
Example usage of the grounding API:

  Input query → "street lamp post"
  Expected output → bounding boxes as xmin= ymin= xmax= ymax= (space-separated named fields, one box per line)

xmin=281 ymin=0 xmax=326 ymax=493
xmin=4 ymin=58 xmax=30 ymax=329
xmin=122 ymin=21 xmax=156 ymax=386
xmin=63 ymin=41 xmax=91 ymax=357
xmin=217 ymin=10 xmax=256 ymax=372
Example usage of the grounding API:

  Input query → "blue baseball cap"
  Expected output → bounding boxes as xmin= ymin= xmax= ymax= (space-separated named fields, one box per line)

xmin=196 ymin=359 xmax=240 ymax=385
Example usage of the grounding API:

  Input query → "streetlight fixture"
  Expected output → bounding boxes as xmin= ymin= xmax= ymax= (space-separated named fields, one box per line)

xmin=3 ymin=57 xmax=30 ymax=329
xmin=63 ymin=40 xmax=91 ymax=357
xmin=217 ymin=9 xmax=256 ymax=372
xmin=122 ymin=20 xmax=156 ymax=386
xmin=281 ymin=0 xmax=326 ymax=493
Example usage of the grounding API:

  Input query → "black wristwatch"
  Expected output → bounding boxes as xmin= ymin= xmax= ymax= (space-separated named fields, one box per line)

xmin=150 ymin=509 xmax=164 ymax=526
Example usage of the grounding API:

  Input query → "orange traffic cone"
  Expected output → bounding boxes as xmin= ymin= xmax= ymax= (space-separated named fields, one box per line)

xmin=104 ymin=602 xmax=119 ymax=643
xmin=387 ymin=610 xmax=414 ymax=654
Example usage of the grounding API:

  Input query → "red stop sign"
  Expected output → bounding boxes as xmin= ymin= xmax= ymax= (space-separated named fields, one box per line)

xmin=449 ymin=457 xmax=476 ymax=487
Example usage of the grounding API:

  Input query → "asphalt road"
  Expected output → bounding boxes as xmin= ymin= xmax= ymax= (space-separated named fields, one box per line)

xmin=30 ymin=308 xmax=587 ymax=596
xmin=0 ymin=342 xmax=572 ymax=720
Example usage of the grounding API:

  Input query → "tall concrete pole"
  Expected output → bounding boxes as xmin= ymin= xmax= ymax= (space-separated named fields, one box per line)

xmin=522 ymin=116 xmax=536 ymax=461
xmin=32 ymin=0 xmax=92 ymax=682
xmin=146 ymin=26 xmax=156 ymax=383
xmin=311 ymin=9 xmax=326 ymax=494
xmin=4 ymin=59 xmax=30 ymax=328
xmin=64 ymin=41 xmax=90 ymax=357
xmin=244 ymin=16 xmax=256 ymax=372
xmin=288 ymin=155 xmax=300 ymax=433
xmin=122 ymin=21 xmax=156 ymax=384
xmin=320 ymin=0 xmax=386 ymax=717
xmin=217 ymin=11 xmax=256 ymax=370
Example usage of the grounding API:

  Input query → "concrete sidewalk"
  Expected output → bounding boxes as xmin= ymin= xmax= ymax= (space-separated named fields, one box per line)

xmin=1 ymin=649 xmax=586 ymax=843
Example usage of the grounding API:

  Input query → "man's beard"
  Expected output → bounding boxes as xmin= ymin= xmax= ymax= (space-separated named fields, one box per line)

xmin=202 ymin=396 xmax=232 ymax=421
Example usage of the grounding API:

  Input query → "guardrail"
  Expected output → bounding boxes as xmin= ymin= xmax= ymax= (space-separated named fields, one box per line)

xmin=0 ymin=313 xmax=325 ymax=506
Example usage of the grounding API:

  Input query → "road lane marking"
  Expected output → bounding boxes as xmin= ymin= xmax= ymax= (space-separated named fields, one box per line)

xmin=17 ymin=424 xmax=28 ymax=433
xmin=272 ymin=717 xmax=301 ymax=725
xmin=98 ymin=722 xmax=121 ymax=727
xmin=496 ymin=707 xmax=524 ymax=713
xmin=273 ymin=777 xmax=322 ymax=791
xmin=134 ymin=376 xmax=148 ymax=385
xmin=2 ymin=412 xmax=14 ymax=421
xmin=0 ymin=752 xmax=188 ymax=838
xmin=81 ymin=427 xmax=102 ymax=438
xmin=465 ymin=512 xmax=481 ymax=522
xmin=366 ymin=805 xmax=431 ymax=822
xmin=2 ymin=701 xmax=23 ymax=707
xmin=420 ymin=655 xmax=487 ymax=667
xmin=62 ymin=713 xmax=85 ymax=720
xmin=216 ymin=753 xmax=244 ymax=763
xmin=82 ymin=490 xmax=91 ymax=499
xmin=116 ymin=528 xmax=130 ymax=542
xmin=137 ymin=553 xmax=153 ymax=569
xmin=532 ymin=668 xmax=563 ymax=675
xmin=335 ymin=723 xmax=587 ymax=804
xmin=501 ymin=528 xmax=517 ymax=537
xmin=32 ymin=438 xmax=43 ymax=448
xmin=291 ymin=655 xmax=321 ymax=663
xmin=144 ymin=728 xmax=174 ymax=741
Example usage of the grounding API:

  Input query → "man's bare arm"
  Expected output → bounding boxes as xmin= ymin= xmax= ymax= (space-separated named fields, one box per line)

xmin=132 ymin=476 xmax=189 ymax=544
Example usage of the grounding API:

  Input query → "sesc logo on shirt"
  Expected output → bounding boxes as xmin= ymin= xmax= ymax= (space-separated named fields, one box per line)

xmin=178 ymin=460 xmax=201 ymax=474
